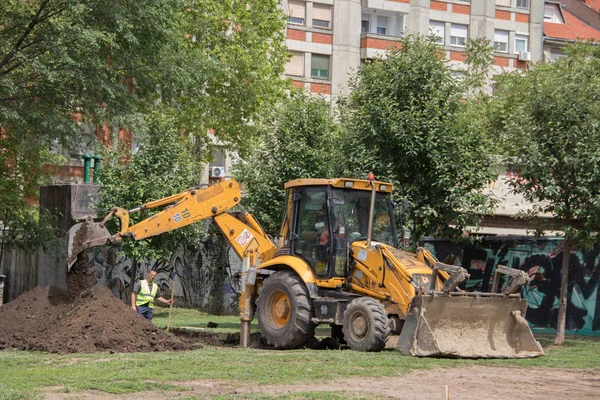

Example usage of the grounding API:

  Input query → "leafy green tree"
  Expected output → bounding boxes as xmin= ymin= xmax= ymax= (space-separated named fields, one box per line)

xmin=489 ymin=41 xmax=600 ymax=346
xmin=233 ymin=92 xmax=337 ymax=234
xmin=95 ymin=109 xmax=206 ymax=296
xmin=0 ymin=0 xmax=287 ymax=264
xmin=337 ymin=34 xmax=496 ymax=244
xmin=178 ymin=0 xmax=288 ymax=155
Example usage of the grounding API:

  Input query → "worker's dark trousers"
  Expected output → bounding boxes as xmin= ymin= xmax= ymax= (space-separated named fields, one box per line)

xmin=137 ymin=305 xmax=153 ymax=320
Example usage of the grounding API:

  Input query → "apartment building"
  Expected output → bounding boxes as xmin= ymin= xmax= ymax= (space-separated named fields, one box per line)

xmin=283 ymin=0 xmax=543 ymax=100
xmin=283 ymin=0 xmax=600 ymax=101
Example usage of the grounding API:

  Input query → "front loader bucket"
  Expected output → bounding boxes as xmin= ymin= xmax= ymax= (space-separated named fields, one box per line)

xmin=398 ymin=294 xmax=544 ymax=358
xmin=67 ymin=218 xmax=112 ymax=271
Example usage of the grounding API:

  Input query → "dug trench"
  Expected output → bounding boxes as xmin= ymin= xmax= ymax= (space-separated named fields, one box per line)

xmin=0 ymin=260 xmax=240 ymax=353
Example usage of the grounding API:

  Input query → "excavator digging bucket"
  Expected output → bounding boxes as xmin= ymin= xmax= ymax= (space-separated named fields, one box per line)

xmin=397 ymin=294 xmax=544 ymax=358
xmin=67 ymin=218 xmax=112 ymax=271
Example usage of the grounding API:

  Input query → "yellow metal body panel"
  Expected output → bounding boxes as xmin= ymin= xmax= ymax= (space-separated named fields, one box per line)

xmin=346 ymin=242 xmax=441 ymax=317
xmin=214 ymin=213 xmax=277 ymax=262
xmin=284 ymin=178 xmax=393 ymax=193
xmin=125 ymin=180 xmax=242 ymax=241
xmin=258 ymin=255 xmax=317 ymax=285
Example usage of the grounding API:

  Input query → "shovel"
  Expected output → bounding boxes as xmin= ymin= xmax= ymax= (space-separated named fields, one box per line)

xmin=166 ymin=271 xmax=177 ymax=332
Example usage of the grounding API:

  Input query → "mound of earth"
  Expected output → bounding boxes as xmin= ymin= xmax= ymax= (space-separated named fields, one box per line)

xmin=0 ymin=260 xmax=217 ymax=353
xmin=0 ymin=284 xmax=192 ymax=353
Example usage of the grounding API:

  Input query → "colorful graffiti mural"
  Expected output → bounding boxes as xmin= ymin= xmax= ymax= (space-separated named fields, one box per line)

xmin=83 ymin=235 xmax=243 ymax=315
xmin=425 ymin=237 xmax=600 ymax=335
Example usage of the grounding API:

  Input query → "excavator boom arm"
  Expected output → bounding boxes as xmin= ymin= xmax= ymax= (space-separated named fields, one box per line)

xmin=67 ymin=180 xmax=275 ymax=269
xmin=120 ymin=181 xmax=242 ymax=241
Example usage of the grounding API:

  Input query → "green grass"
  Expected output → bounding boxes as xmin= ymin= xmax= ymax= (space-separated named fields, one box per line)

xmin=152 ymin=307 xmax=254 ymax=333
xmin=1 ymin=308 xmax=599 ymax=400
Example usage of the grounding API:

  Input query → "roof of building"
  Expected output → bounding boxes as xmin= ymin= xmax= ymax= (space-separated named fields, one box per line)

xmin=544 ymin=8 xmax=600 ymax=41
xmin=582 ymin=0 xmax=600 ymax=12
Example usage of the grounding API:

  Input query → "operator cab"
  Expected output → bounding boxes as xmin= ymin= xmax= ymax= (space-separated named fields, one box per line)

xmin=280 ymin=178 xmax=398 ymax=278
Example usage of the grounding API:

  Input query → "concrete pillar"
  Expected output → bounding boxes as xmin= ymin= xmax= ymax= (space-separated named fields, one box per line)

xmin=38 ymin=184 xmax=100 ymax=289
xmin=469 ymin=0 xmax=495 ymax=41
xmin=332 ymin=0 xmax=362 ymax=99
xmin=529 ymin=0 xmax=544 ymax=62
xmin=408 ymin=0 xmax=431 ymax=36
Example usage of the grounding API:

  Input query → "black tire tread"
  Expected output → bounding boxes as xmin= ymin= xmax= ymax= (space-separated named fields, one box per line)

xmin=342 ymin=296 xmax=390 ymax=352
xmin=256 ymin=270 xmax=316 ymax=349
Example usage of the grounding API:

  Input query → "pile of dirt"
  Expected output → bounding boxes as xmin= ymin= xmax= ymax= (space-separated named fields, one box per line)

xmin=0 ymin=285 xmax=192 ymax=353
xmin=0 ymin=260 xmax=195 ymax=353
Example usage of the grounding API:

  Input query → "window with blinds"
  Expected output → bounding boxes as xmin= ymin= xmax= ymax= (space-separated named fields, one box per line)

xmin=450 ymin=24 xmax=467 ymax=47
xmin=312 ymin=4 xmax=331 ymax=29
xmin=429 ymin=21 xmax=445 ymax=44
xmin=286 ymin=51 xmax=304 ymax=76
xmin=376 ymin=16 xmax=388 ymax=35
xmin=494 ymin=30 xmax=509 ymax=53
xmin=288 ymin=1 xmax=305 ymax=25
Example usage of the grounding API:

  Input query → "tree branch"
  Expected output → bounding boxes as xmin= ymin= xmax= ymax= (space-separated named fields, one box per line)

xmin=0 ymin=0 xmax=56 ymax=72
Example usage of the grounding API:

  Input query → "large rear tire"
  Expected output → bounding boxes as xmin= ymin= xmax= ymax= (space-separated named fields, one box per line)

xmin=342 ymin=297 xmax=390 ymax=352
xmin=257 ymin=270 xmax=316 ymax=349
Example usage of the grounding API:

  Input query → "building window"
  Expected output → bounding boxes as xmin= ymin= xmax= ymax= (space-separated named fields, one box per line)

xmin=285 ymin=51 xmax=304 ymax=77
xmin=496 ymin=0 xmax=511 ymax=7
xmin=544 ymin=4 xmax=564 ymax=23
xmin=361 ymin=17 xmax=370 ymax=33
xmin=450 ymin=24 xmax=468 ymax=47
xmin=288 ymin=1 xmax=305 ymax=25
xmin=429 ymin=20 xmax=445 ymax=44
xmin=494 ymin=30 xmax=509 ymax=53
xmin=516 ymin=0 xmax=529 ymax=9
xmin=515 ymin=34 xmax=528 ymax=53
xmin=311 ymin=54 xmax=330 ymax=79
xmin=376 ymin=16 xmax=388 ymax=35
xmin=312 ymin=4 xmax=331 ymax=29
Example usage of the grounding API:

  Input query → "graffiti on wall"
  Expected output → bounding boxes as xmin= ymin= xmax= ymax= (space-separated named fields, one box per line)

xmin=82 ymin=236 xmax=243 ymax=315
xmin=425 ymin=237 xmax=600 ymax=334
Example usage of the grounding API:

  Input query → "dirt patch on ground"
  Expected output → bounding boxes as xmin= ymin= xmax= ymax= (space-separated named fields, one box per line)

xmin=0 ymin=261 xmax=227 ymax=353
xmin=42 ymin=366 xmax=600 ymax=400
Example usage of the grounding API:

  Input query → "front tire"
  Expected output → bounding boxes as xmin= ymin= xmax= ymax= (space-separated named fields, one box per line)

xmin=342 ymin=297 xmax=390 ymax=352
xmin=256 ymin=270 xmax=316 ymax=349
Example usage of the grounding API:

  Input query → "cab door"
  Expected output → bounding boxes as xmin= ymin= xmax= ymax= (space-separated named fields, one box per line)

xmin=289 ymin=186 xmax=332 ymax=277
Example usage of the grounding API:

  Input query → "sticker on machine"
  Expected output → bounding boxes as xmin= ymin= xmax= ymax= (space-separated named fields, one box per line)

xmin=236 ymin=229 xmax=254 ymax=247
xmin=357 ymin=249 xmax=368 ymax=262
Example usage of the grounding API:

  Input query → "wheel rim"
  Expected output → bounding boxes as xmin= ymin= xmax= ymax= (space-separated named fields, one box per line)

xmin=350 ymin=311 xmax=368 ymax=339
xmin=268 ymin=290 xmax=291 ymax=328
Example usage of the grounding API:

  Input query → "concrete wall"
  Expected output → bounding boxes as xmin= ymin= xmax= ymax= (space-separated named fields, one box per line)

xmin=80 ymin=232 xmax=243 ymax=314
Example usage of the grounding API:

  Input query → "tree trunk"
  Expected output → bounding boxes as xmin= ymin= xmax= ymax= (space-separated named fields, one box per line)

xmin=554 ymin=239 xmax=572 ymax=346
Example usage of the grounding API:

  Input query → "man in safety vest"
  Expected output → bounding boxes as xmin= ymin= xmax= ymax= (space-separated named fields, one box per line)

xmin=131 ymin=270 xmax=173 ymax=320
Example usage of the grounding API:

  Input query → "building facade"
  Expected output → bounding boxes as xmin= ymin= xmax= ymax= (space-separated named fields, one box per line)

xmin=282 ymin=0 xmax=600 ymax=101
xmin=283 ymin=0 xmax=544 ymax=101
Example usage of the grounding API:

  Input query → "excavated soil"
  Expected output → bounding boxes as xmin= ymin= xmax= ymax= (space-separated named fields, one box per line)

xmin=0 ymin=261 xmax=228 ymax=353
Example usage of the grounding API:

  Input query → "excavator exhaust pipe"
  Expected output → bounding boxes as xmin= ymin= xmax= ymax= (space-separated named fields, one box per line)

xmin=398 ymin=293 xmax=544 ymax=358
xmin=67 ymin=217 xmax=112 ymax=270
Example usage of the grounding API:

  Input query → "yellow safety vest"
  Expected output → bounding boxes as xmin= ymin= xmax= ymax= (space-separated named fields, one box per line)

xmin=135 ymin=280 xmax=158 ymax=308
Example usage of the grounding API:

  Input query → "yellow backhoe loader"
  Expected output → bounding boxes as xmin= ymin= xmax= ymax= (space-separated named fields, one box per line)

xmin=67 ymin=178 xmax=544 ymax=358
